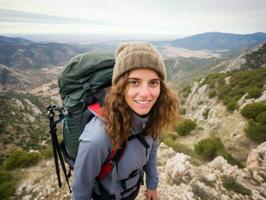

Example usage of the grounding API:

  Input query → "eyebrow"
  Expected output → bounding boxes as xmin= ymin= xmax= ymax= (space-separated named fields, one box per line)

xmin=128 ymin=77 xmax=160 ymax=81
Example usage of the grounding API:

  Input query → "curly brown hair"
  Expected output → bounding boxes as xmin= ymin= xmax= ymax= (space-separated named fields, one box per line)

xmin=102 ymin=72 xmax=180 ymax=147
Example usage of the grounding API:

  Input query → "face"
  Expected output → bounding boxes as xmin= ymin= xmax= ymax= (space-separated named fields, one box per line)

xmin=125 ymin=68 xmax=161 ymax=116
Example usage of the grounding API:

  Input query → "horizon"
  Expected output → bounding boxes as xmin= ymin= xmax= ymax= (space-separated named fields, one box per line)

xmin=1 ymin=0 xmax=266 ymax=37
xmin=1 ymin=31 xmax=266 ymax=44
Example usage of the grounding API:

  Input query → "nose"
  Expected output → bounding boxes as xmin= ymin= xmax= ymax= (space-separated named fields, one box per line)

xmin=139 ymin=84 xmax=150 ymax=98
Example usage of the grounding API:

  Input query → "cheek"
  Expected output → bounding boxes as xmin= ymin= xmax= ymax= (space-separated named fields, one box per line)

xmin=125 ymin=88 xmax=136 ymax=104
xmin=153 ymin=88 xmax=161 ymax=100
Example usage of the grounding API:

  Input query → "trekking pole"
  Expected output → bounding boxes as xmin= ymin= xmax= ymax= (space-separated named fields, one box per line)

xmin=54 ymin=107 xmax=72 ymax=192
xmin=47 ymin=105 xmax=62 ymax=188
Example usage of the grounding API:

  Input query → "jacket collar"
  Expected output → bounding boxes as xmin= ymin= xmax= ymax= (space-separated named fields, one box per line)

xmin=131 ymin=113 xmax=150 ymax=135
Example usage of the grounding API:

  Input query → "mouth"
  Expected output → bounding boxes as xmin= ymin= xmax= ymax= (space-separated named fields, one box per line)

xmin=135 ymin=100 xmax=152 ymax=106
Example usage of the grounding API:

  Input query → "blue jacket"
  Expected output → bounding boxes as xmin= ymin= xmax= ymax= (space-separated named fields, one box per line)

xmin=72 ymin=114 xmax=159 ymax=200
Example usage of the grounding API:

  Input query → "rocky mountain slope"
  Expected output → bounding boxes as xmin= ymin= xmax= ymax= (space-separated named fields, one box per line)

xmin=0 ymin=91 xmax=57 ymax=163
xmin=183 ymin=76 xmax=266 ymax=161
xmin=0 ymin=64 xmax=61 ymax=91
xmin=13 ymin=142 xmax=266 ymax=200
xmin=224 ymin=42 xmax=266 ymax=72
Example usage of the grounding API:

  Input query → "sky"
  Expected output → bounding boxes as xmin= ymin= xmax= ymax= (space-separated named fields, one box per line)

xmin=0 ymin=0 xmax=266 ymax=37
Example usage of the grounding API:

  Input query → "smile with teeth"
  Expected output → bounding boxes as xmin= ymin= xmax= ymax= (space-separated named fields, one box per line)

xmin=135 ymin=100 xmax=152 ymax=106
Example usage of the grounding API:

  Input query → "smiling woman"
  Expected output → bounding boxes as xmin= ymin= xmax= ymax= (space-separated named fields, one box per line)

xmin=72 ymin=42 xmax=180 ymax=200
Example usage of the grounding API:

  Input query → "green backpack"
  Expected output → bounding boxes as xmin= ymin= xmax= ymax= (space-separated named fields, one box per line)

xmin=58 ymin=51 xmax=114 ymax=159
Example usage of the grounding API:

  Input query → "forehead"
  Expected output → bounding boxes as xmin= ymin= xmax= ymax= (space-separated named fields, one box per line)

xmin=128 ymin=68 xmax=160 ymax=79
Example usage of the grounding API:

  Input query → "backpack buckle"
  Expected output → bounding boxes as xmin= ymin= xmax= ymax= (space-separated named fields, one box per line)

xmin=83 ymin=83 xmax=91 ymax=91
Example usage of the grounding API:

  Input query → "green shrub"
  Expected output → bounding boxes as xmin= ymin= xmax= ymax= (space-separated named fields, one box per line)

xmin=162 ymin=137 xmax=199 ymax=161
xmin=40 ymin=148 xmax=53 ymax=159
xmin=245 ymin=119 xmax=266 ymax=142
xmin=208 ymin=90 xmax=216 ymax=98
xmin=0 ymin=170 xmax=16 ymax=200
xmin=176 ymin=119 xmax=197 ymax=136
xmin=194 ymin=137 xmax=224 ymax=161
xmin=222 ymin=175 xmax=251 ymax=196
xmin=217 ymin=150 xmax=244 ymax=168
xmin=247 ymin=87 xmax=263 ymax=99
xmin=3 ymin=149 xmax=41 ymax=171
xmin=181 ymin=85 xmax=192 ymax=98
xmin=191 ymin=183 xmax=214 ymax=200
xmin=203 ymin=108 xmax=210 ymax=119
xmin=180 ymin=108 xmax=186 ymax=115
xmin=226 ymin=99 xmax=237 ymax=112
xmin=241 ymin=102 xmax=266 ymax=120
xmin=255 ymin=111 xmax=266 ymax=124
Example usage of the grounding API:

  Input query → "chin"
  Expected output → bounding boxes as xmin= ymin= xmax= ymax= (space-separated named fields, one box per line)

xmin=134 ymin=109 xmax=151 ymax=116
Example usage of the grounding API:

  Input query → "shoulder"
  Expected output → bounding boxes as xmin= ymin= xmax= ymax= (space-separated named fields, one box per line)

xmin=79 ymin=116 xmax=111 ymax=146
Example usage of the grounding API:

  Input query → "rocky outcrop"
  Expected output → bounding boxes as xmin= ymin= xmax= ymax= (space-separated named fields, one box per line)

xmin=156 ymin=142 xmax=266 ymax=200
xmin=237 ymin=90 xmax=266 ymax=110
xmin=14 ymin=142 xmax=266 ymax=200
xmin=224 ymin=42 xmax=266 ymax=72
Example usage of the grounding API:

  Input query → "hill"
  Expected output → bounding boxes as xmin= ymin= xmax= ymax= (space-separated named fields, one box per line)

xmin=156 ymin=32 xmax=266 ymax=56
xmin=0 ymin=92 xmax=57 ymax=163
xmin=0 ymin=35 xmax=91 ymax=69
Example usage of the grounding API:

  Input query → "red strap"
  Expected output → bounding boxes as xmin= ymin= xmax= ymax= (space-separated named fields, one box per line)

xmin=87 ymin=102 xmax=102 ymax=115
xmin=97 ymin=149 xmax=117 ymax=179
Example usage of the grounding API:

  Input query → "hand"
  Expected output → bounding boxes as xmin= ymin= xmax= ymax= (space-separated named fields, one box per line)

xmin=144 ymin=189 xmax=158 ymax=200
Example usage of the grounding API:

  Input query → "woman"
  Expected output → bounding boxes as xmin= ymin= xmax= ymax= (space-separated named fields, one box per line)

xmin=72 ymin=42 xmax=179 ymax=200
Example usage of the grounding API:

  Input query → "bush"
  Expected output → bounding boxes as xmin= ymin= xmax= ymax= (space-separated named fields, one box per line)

xmin=3 ymin=149 xmax=41 ymax=171
xmin=222 ymin=175 xmax=251 ymax=196
xmin=241 ymin=103 xmax=266 ymax=120
xmin=226 ymin=99 xmax=237 ymax=112
xmin=176 ymin=119 xmax=197 ymax=136
xmin=191 ymin=183 xmax=214 ymax=200
xmin=217 ymin=150 xmax=244 ymax=168
xmin=162 ymin=137 xmax=199 ymax=161
xmin=208 ymin=90 xmax=216 ymax=98
xmin=247 ymin=87 xmax=263 ymax=99
xmin=245 ymin=119 xmax=266 ymax=142
xmin=180 ymin=108 xmax=186 ymax=115
xmin=40 ymin=148 xmax=53 ymax=159
xmin=203 ymin=108 xmax=210 ymax=119
xmin=181 ymin=85 xmax=192 ymax=98
xmin=194 ymin=137 xmax=224 ymax=161
xmin=256 ymin=111 xmax=266 ymax=124
xmin=0 ymin=170 xmax=16 ymax=200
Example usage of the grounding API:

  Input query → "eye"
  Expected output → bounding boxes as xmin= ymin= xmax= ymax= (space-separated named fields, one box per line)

xmin=149 ymin=80 xmax=160 ymax=87
xmin=128 ymin=80 xmax=140 ymax=87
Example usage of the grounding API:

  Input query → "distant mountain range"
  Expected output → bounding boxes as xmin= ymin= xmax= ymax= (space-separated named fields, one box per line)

xmin=0 ymin=32 xmax=266 ymax=70
xmin=0 ymin=36 xmax=91 ymax=69
xmin=156 ymin=32 xmax=266 ymax=53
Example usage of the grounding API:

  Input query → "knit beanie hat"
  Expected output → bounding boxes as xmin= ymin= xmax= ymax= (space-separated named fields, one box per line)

xmin=112 ymin=42 xmax=166 ymax=84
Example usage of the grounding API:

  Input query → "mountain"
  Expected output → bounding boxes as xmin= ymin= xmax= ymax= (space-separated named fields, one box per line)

xmin=0 ymin=91 xmax=55 ymax=163
xmin=0 ymin=35 xmax=34 ymax=45
xmin=224 ymin=42 xmax=266 ymax=71
xmin=0 ymin=35 xmax=91 ymax=69
xmin=0 ymin=64 xmax=61 ymax=92
xmin=156 ymin=32 xmax=266 ymax=55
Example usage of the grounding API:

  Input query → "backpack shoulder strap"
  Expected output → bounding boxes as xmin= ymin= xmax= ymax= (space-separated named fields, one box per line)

xmin=87 ymin=102 xmax=102 ymax=116
xmin=97 ymin=142 xmax=126 ymax=180
xmin=128 ymin=132 xmax=150 ymax=151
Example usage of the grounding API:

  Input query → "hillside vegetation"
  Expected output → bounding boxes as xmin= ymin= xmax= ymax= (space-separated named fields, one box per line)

xmin=201 ymin=68 xmax=266 ymax=111
xmin=0 ymin=92 xmax=57 ymax=163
